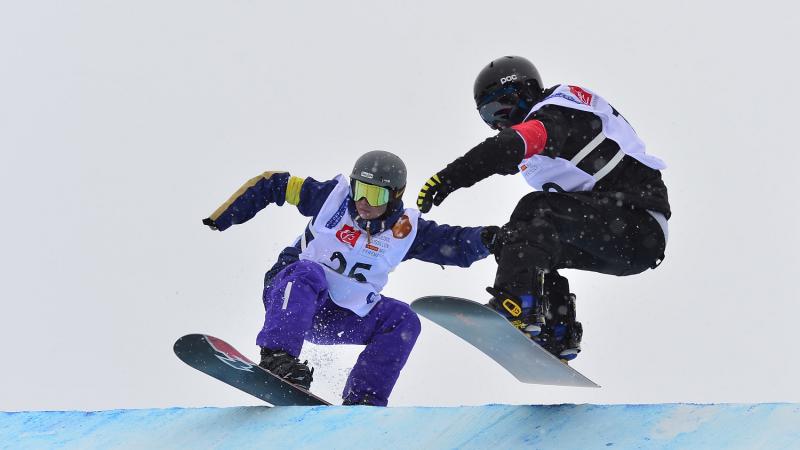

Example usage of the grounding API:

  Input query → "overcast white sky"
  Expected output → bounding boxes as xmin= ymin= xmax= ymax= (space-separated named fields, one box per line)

xmin=1 ymin=1 xmax=799 ymax=411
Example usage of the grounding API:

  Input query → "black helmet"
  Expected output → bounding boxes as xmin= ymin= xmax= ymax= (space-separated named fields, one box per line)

xmin=473 ymin=56 xmax=544 ymax=130
xmin=350 ymin=150 xmax=407 ymax=202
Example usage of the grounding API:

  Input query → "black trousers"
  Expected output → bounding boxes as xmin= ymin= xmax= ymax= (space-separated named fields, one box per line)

xmin=494 ymin=191 xmax=667 ymax=297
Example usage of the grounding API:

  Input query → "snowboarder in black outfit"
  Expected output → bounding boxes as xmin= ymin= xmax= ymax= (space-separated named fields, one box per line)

xmin=417 ymin=56 xmax=670 ymax=361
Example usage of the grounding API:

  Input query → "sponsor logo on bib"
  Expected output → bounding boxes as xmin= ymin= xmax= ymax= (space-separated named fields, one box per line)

xmin=336 ymin=224 xmax=362 ymax=247
xmin=392 ymin=215 xmax=413 ymax=239
xmin=568 ymin=85 xmax=593 ymax=106
xmin=325 ymin=198 xmax=349 ymax=229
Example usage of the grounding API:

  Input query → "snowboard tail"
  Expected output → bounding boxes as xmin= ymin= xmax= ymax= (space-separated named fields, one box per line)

xmin=174 ymin=334 xmax=330 ymax=406
xmin=411 ymin=296 xmax=599 ymax=388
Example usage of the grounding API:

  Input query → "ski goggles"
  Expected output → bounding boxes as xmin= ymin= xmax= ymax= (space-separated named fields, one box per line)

xmin=351 ymin=179 xmax=391 ymax=206
xmin=477 ymin=85 xmax=525 ymax=129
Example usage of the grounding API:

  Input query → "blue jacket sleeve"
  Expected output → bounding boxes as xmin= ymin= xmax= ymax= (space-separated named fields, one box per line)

xmin=404 ymin=218 xmax=490 ymax=267
xmin=205 ymin=172 xmax=336 ymax=231
xmin=296 ymin=176 xmax=338 ymax=218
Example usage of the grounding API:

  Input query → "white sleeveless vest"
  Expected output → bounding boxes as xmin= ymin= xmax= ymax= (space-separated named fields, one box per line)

xmin=517 ymin=84 xmax=666 ymax=192
xmin=297 ymin=175 xmax=420 ymax=316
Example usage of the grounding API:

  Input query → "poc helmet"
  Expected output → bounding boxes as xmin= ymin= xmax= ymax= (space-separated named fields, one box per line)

xmin=350 ymin=150 xmax=407 ymax=205
xmin=473 ymin=56 xmax=545 ymax=130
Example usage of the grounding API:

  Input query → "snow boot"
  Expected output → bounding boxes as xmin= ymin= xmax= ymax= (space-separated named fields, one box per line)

xmin=342 ymin=393 xmax=380 ymax=406
xmin=259 ymin=347 xmax=314 ymax=390
xmin=541 ymin=292 xmax=582 ymax=361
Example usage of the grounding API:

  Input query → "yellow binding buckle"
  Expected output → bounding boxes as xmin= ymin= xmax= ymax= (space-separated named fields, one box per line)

xmin=502 ymin=298 xmax=522 ymax=317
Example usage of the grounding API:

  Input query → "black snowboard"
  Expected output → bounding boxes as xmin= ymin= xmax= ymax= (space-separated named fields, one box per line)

xmin=174 ymin=334 xmax=331 ymax=406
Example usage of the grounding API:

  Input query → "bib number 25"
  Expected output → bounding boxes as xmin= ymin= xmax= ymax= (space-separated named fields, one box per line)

xmin=323 ymin=251 xmax=372 ymax=282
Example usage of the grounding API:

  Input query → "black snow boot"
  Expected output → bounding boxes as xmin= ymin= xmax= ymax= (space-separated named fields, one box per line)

xmin=541 ymin=287 xmax=582 ymax=362
xmin=259 ymin=347 xmax=314 ymax=390
xmin=342 ymin=393 xmax=380 ymax=406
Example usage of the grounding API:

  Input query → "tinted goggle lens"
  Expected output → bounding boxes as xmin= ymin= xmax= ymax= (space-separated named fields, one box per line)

xmin=478 ymin=99 xmax=515 ymax=128
xmin=352 ymin=180 xmax=391 ymax=206
xmin=477 ymin=88 xmax=521 ymax=129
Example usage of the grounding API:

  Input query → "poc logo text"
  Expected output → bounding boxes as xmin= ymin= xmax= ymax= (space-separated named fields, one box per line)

xmin=500 ymin=74 xmax=518 ymax=84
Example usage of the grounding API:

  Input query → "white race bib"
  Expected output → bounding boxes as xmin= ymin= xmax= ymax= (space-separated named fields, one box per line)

xmin=297 ymin=175 xmax=420 ymax=316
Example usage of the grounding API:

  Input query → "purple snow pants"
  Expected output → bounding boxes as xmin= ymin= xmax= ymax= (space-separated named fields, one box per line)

xmin=255 ymin=260 xmax=421 ymax=406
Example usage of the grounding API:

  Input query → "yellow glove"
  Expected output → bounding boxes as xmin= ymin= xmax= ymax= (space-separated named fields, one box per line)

xmin=416 ymin=173 xmax=456 ymax=213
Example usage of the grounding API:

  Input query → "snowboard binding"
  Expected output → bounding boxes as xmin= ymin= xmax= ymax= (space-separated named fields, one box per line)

xmin=486 ymin=286 xmax=547 ymax=337
xmin=487 ymin=280 xmax=582 ymax=362
xmin=259 ymin=347 xmax=315 ymax=390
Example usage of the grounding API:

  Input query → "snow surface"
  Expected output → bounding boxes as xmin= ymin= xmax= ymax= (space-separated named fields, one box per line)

xmin=2 ymin=403 xmax=799 ymax=449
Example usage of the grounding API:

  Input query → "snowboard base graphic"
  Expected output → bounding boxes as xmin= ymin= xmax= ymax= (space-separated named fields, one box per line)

xmin=174 ymin=334 xmax=331 ymax=406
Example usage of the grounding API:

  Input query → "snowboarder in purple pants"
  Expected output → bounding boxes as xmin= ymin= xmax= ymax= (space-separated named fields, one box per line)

xmin=203 ymin=151 xmax=496 ymax=406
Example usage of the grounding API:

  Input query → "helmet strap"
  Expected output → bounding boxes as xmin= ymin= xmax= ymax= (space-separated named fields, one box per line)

xmin=392 ymin=186 xmax=405 ymax=201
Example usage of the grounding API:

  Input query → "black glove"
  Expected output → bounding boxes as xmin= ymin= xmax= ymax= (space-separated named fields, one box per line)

xmin=481 ymin=223 xmax=526 ymax=256
xmin=417 ymin=173 xmax=457 ymax=213
xmin=480 ymin=226 xmax=502 ymax=254
xmin=202 ymin=217 xmax=219 ymax=230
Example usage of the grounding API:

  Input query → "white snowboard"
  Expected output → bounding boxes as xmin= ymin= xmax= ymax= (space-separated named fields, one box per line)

xmin=411 ymin=296 xmax=599 ymax=388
